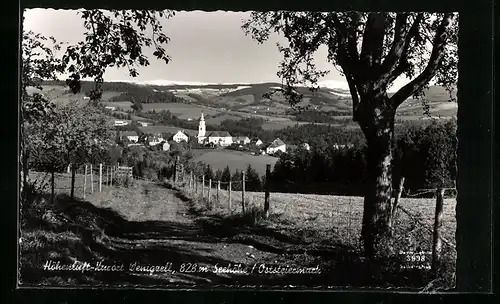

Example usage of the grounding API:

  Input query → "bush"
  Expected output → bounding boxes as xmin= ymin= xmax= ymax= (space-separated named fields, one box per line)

xmin=113 ymin=174 xmax=135 ymax=188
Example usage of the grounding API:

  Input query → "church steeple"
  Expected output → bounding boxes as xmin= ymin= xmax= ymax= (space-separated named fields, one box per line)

xmin=198 ymin=112 xmax=206 ymax=139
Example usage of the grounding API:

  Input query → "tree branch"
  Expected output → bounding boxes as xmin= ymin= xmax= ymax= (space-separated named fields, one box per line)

xmin=378 ymin=13 xmax=409 ymax=77
xmin=389 ymin=13 xmax=454 ymax=108
xmin=345 ymin=73 xmax=361 ymax=122
xmin=328 ymin=14 xmax=363 ymax=88
xmin=360 ymin=13 xmax=388 ymax=70
xmin=384 ymin=13 xmax=424 ymax=85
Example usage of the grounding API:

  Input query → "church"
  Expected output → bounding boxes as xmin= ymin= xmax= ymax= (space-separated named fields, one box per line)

xmin=197 ymin=113 xmax=233 ymax=147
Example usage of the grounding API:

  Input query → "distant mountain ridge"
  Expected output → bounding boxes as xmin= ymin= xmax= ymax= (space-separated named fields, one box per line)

xmin=39 ymin=79 xmax=457 ymax=119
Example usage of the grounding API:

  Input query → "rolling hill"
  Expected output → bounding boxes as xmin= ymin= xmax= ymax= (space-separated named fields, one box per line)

xmin=34 ymin=80 xmax=457 ymax=129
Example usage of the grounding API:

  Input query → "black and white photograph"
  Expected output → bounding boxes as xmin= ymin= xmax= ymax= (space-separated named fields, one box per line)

xmin=19 ymin=8 xmax=465 ymax=291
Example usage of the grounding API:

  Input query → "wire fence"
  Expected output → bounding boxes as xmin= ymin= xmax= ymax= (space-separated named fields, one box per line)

xmin=171 ymin=164 xmax=456 ymax=275
xmin=28 ymin=162 xmax=136 ymax=200
xmin=28 ymin=159 xmax=457 ymax=276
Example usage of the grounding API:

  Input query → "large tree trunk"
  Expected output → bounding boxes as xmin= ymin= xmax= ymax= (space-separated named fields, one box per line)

xmin=357 ymin=96 xmax=396 ymax=259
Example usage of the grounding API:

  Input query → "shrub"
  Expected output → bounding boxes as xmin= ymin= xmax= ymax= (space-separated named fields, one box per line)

xmin=113 ymin=174 xmax=135 ymax=188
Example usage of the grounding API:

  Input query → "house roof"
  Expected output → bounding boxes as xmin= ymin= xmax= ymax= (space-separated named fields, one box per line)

xmin=268 ymin=138 xmax=286 ymax=148
xmin=174 ymin=130 xmax=188 ymax=136
xmin=234 ymin=136 xmax=250 ymax=141
xmin=207 ymin=131 xmax=232 ymax=137
xmin=121 ymin=131 xmax=138 ymax=137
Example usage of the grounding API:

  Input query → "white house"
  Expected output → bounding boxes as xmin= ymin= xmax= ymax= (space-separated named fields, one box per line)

xmin=266 ymin=138 xmax=287 ymax=155
xmin=138 ymin=121 xmax=149 ymax=127
xmin=162 ymin=142 xmax=170 ymax=151
xmin=233 ymin=136 xmax=251 ymax=145
xmin=173 ymin=130 xmax=189 ymax=143
xmin=251 ymin=138 xmax=263 ymax=146
xmin=121 ymin=131 xmax=139 ymax=143
xmin=114 ymin=120 xmax=130 ymax=126
xmin=149 ymin=134 xmax=164 ymax=146
xmin=205 ymin=131 xmax=233 ymax=146
xmin=105 ymin=106 xmax=116 ymax=111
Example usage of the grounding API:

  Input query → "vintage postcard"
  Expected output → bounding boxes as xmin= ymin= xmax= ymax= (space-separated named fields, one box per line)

xmin=19 ymin=9 xmax=463 ymax=291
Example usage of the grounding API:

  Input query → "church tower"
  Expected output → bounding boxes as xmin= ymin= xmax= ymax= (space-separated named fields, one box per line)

xmin=198 ymin=112 xmax=206 ymax=143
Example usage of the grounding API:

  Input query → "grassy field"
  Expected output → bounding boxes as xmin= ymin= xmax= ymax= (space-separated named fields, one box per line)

xmin=204 ymin=114 xmax=243 ymax=125
xmin=141 ymin=103 xmax=221 ymax=119
xmin=203 ymin=189 xmax=456 ymax=250
xmin=261 ymin=120 xmax=344 ymax=130
xmin=27 ymin=86 xmax=122 ymax=104
xmin=192 ymin=149 xmax=279 ymax=176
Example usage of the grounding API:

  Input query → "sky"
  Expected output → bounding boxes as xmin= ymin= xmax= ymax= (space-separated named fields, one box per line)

xmin=23 ymin=9 xmax=410 ymax=91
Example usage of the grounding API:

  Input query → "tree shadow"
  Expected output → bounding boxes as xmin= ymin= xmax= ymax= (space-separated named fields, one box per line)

xmin=19 ymin=189 xmax=439 ymax=290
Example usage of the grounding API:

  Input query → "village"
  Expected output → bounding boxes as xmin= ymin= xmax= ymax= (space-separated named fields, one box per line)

xmin=116 ymin=112 xmax=312 ymax=157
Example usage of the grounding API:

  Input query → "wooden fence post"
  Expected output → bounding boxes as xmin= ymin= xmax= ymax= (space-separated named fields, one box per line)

xmin=242 ymin=171 xmax=246 ymax=213
xmin=83 ymin=164 xmax=88 ymax=199
xmin=99 ymin=163 xmax=103 ymax=192
xmin=195 ymin=175 xmax=198 ymax=194
xmin=190 ymin=171 xmax=193 ymax=190
xmin=389 ymin=177 xmax=405 ymax=236
xmin=228 ymin=180 xmax=232 ymax=211
xmin=217 ymin=180 xmax=220 ymax=202
xmin=202 ymin=175 xmax=205 ymax=196
xmin=208 ymin=179 xmax=212 ymax=208
xmin=432 ymin=188 xmax=445 ymax=276
xmin=90 ymin=164 xmax=94 ymax=193
xmin=392 ymin=177 xmax=405 ymax=215
xmin=264 ymin=164 xmax=271 ymax=219
xmin=173 ymin=157 xmax=178 ymax=183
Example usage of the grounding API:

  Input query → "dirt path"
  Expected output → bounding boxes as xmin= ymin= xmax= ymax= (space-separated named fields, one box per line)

xmin=79 ymin=181 xmax=330 ymax=286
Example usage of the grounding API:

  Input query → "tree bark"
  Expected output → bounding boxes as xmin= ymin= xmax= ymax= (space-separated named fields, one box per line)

xmin=357 ymin=96 xmax=396 ymax=259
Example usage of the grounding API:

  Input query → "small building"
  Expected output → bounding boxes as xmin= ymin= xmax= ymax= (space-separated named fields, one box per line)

xmin=114 ymin=120 xmax=130 ymax=126
xmin=138 ymin=121 xmax=149 ymax=127
xmin=105 ymin=106 xmax=116 ymax=111
xmin=149 ymin=134 xmax=164 ymax=146
xmin=173 ymin=130 xmax=189 ymax=143
xmin=266 ymin=138 xmax=287 ymax=155
xmin=121 ymin=131 xmax=139 ymax=143
xmin=206 ymin=131 xmax=233 ymax=147
xmin=251 ymin=138 xmax=263 ymax=146
xmin=233 ymin=136 xmax=251 ymax=145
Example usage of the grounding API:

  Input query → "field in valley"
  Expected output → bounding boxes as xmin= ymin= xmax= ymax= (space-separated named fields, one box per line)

xmin=140 ymin=103 xmax=221 ymax=119
xmin=192 ymin=149 xmax=279 ymax=176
